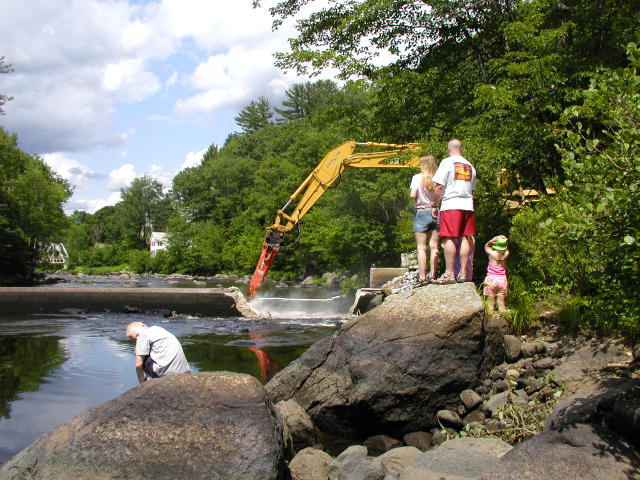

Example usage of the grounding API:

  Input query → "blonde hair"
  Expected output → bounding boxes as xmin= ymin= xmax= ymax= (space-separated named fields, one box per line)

xmin=419 ymin=155 xmax=437 ymax=191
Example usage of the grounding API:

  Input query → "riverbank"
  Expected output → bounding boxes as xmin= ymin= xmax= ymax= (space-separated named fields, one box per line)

xmin=281 ymin=311 xmax=640 ymax=479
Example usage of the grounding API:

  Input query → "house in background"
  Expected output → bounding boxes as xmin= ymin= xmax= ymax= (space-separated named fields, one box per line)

xmin=149 ymin=232 xmax=168 ymax=256
xmin=43 ymin=243 xmax=69 ymax=267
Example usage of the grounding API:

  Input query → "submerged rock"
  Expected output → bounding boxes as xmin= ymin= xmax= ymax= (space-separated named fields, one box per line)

xmin=0 ymin=372 xmax=287 ymax=480
xmin=266 ymin=283 xmax=502 ymax=438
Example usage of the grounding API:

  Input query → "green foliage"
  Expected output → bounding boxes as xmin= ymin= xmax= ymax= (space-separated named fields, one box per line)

xmin=512 ymin=42 xmax=640 ymax=333
xmin=275 ymin=80 xmax=339 ymax=121
xmin=234 ymin=96 xmax=274 ymax=133
xmin=119 ymin=175 xmax=170 ymax=249
xmin=0 ymin=335 xmax=66 ymax=418
xmin=0 ymin=127 xmax=71 ymax=283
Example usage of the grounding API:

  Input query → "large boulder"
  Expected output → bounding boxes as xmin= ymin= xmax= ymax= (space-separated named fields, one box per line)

xmin=266 ymin=283 xmax=499 ymax=438
xmin=480 ymin=423 xmax=640 ymax=480
xmin=545 ymin=377 xmax=640 ymax=448
xmin=276 ymin=398 xmax=317 ymax=452
xmin=0 ymin=372 xmax=287 ymax=480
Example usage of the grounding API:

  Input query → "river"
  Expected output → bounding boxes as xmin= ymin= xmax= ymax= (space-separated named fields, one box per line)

xmin=0 ymin=274 xmax=354 ymax=465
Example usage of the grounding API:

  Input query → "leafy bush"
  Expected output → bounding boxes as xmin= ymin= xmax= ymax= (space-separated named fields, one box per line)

xmin=511 ymin=43 xmax=640 ymax=334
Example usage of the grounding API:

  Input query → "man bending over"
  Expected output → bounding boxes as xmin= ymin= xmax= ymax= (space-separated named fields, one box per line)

xmin=126 ymin=321 xmax=190 ymax=383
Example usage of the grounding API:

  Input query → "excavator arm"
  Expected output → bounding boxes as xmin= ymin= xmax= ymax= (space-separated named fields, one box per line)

xmin=247 ymin=141 xmax=421 ymax=298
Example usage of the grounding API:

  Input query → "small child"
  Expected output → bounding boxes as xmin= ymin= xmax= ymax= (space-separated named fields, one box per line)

xmin=484 ymin=235 xmax=509 ymax=312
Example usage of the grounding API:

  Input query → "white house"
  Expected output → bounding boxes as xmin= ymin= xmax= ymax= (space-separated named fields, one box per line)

xmin=43 ymin=243 xmax=69 ymax=266
xmin=149 ymin=232 xmax=168 ymax=256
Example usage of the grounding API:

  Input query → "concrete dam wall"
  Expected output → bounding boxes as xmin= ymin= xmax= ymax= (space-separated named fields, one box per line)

xmin=0 ymin=287 xmax=263 ymax=318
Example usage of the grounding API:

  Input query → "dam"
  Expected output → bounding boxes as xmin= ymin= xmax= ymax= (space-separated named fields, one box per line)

xmin=0 ymin=286 xmax=262 ymax=318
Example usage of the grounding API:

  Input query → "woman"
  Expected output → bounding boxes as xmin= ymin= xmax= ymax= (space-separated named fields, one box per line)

xmin=410 ymin=155 xmax=440 ymax=286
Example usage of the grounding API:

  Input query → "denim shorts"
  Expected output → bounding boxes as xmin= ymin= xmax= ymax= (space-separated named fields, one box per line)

xmin=413 ymin=209 xmax=439 ymax=233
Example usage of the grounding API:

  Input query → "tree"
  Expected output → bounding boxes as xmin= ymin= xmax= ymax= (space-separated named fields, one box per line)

xmin=254 ymin=0 xmax=518 ymax=78
xmin=234 ymin=96 xmax=274 ymax=133
xmin=0 ymin=127 xmax=71 ymax=283
xmin=275 ymin=80 xmax=339 ymax=121
xmin=511 ymin=42 xmax=640 ymax=332
xmin=0 ymin=56 xmax=13 ymax=114
xmin=118 ymin=175 xmax=168 ymax=249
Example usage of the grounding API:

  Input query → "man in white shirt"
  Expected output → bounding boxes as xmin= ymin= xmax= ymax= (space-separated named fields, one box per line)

xmin=431 ymin=139 xmax=477 ymax=284
xmin=126 ymin=322 xmax=191 ymax=383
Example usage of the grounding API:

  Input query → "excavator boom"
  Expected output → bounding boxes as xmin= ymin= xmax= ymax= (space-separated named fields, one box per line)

xmin=246 ymin=141 xmax=421 ymax=298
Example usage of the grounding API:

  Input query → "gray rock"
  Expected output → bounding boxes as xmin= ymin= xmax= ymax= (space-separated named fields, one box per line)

xmin=402 ymin=432 xmax=433 ymax=452
xmin=329 ymin=456 xmax=388 ymax=480
xmin=289 ymin=447 xmax=334 ymax=480
xmin=364 ymin=435 xmax=402 ymax=457
xmin=460 ymin=389 xmax=482 ymax=410
xmin=503 ymin=335 xmax=522 ymax=362
xmin=532 ymin=357 xmax=554 ymax=369
xmin=551 ymin=343 xmax=631 ymax=383
xmin=301 ymin=276 xmax=316 ymax=286
xmin=0 ymin=372 xmax=286 ymax=480
xmin=437 ymin=437 xmax=513 ymax=458
xmin=330 ymin=445 xmax=369 ymax=474
xmin=480 ymin=424 xmax=640 ymax=480
xmin=521 ymin=341 xmax=545 ymax=358
xmin=266 ymin=284 xmax=496 ymax=438
xmin=480 ymin=315 xmax=509 ymax=375
xmin=431 ymin=428 xmax=455 ymax=446
xmin=436 ymin=410 xmax=463 ymax=430
xmin=545 ymin=377 xmax=640 ymax=447
xmin=399 ymin=449 xmax=500 ymax=480
xmin=514 ymin=389 xmax=529 ymax=405
xmin=483 ymin=392 xmax=512 ymax=416
xmin=349 ymin=289 xmax=384 ymax=315
xmin=378 ymin=447 xmax=421 ymax=477
xmin=276 ymin=398 xmax=316 ymax=452
xmin=323 ymin=272 xmax=341 ymax=288
xmin=462 ymin=409 xmax=486 ymax=426
xmin=483 ymin=419 xmax=506 ymax=434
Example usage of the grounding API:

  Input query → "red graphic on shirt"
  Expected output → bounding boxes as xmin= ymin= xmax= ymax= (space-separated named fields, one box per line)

xmin=454 ymin=163 xmax=472 ymax=181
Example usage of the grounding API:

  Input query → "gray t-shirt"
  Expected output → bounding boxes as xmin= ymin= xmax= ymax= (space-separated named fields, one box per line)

xmin=135 ymin=325 xmax=190 ymax=377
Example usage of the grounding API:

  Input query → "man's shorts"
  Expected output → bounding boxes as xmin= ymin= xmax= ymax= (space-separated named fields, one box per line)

xmin=143 ymin=355 xmax=159 ymax=378
xmin=413 ymin=209 xmax=439 ymax=233
xmin=483 ymin=275 xmax=508 ymax=297
xmin=439 ymin=210 xmax=476 ymax=237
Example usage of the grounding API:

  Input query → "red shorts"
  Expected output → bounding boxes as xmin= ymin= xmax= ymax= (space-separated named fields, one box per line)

xmin=439 ymin=210 xmax=476 ymax=237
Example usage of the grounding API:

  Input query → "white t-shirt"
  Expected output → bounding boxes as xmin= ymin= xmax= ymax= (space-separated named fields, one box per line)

xmin=432 ymin=155 xmax=476 ymax=211
xmin=409 ymin=173 xmax=437 ymax=209
xmin=135 ymin=325 xmax=190 ymax=376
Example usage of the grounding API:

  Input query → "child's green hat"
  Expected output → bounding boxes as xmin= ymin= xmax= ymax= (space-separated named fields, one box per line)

xmin=493 ymin=237 xmax=508 ymax=251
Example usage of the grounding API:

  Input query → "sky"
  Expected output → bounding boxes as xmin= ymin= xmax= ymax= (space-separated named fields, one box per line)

xmin=0 ymin=0 xmax=333 ymax=213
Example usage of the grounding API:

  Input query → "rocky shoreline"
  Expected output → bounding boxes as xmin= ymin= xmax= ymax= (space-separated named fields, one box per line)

xmin=1 ymin=276 xmax=638 ymax=479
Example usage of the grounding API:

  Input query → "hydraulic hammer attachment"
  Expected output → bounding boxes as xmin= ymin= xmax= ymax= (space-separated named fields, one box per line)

xmin=247 ymin=230 xmax=285 ymax=299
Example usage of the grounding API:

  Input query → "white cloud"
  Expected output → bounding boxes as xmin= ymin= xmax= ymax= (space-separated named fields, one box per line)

xmin=174 ymin=45 xmax=286 ymax=116
xmin=146 ymin=164 xmax=174 ymax=191
xmin=42 ymin=153 xmax=105 ymax=186
xmin=71 ymin=192 xmax=122 ymax=214
xmin=107 ymin=163 xmax=137 ymax=191
xmin=179 ymin=148 xmax=206 ymax=171
xmin=0 ymin=0 xmax=332 ymax=155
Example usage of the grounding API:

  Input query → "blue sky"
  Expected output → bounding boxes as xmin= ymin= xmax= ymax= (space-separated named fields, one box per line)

xmin=0 ymin=0 xmax=334 ymax=213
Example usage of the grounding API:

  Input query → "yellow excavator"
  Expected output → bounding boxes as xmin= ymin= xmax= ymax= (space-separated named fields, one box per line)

xmin=247 ymin=141 xmax=422 ymax=298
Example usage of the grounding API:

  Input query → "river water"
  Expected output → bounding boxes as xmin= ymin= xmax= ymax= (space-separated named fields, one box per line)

xmin=0 ymin=275 xmax=353 ymax=465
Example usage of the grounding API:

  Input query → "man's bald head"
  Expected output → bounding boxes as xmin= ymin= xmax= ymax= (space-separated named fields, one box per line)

xmin=126 ymin=321 xmax=147 ymax=340
xmin=448 ymin=139 xmax=462 ymax=155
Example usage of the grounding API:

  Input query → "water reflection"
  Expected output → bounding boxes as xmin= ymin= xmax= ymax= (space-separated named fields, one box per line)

xmin=0 ymin=336 xmax=66 ymax=418
xmin=0 ymin=312 xmax=340 ymax=465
